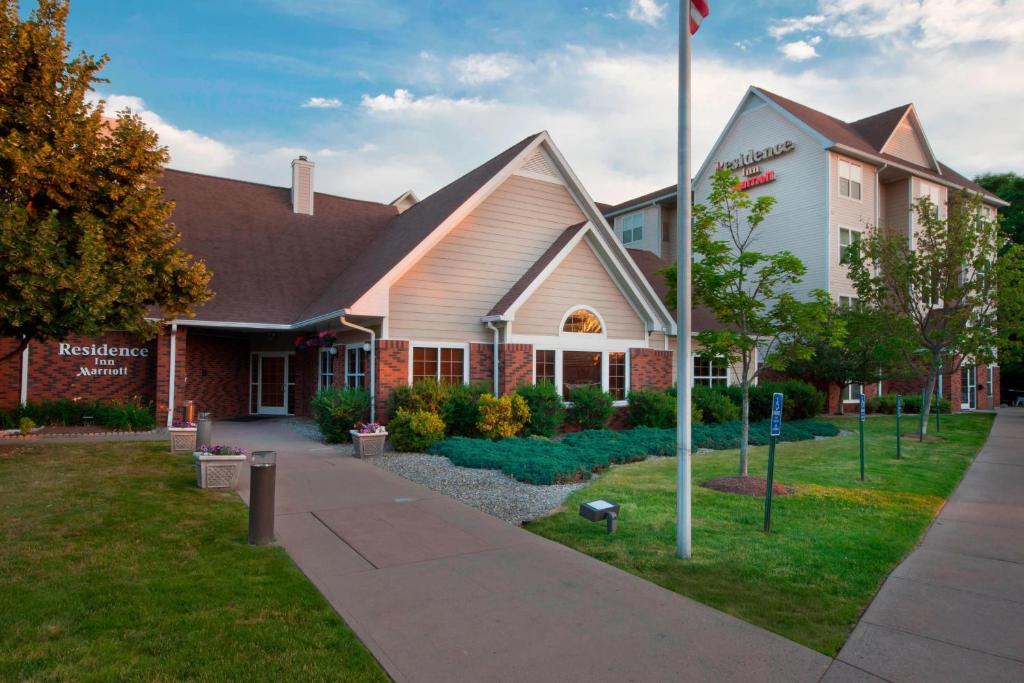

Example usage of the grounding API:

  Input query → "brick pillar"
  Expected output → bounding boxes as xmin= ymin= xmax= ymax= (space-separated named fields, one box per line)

xmin=155 ymin=326 xmax=188 ymax=424
xmin=992 ymin=365 xmax=1002 ymax=408
xmin=0 ymin=337 xmax=25 ymax=410
xmin=375 ymin=340 xmax=409 ymax=422
xmin=945 ymin=365 xmax=962 ymax=413
xmin=629 ymin=348 xmax=673 ymax=392
xmin=470 ymin=342 xmax=495 ymax=390
xmin=499 ymin=343 xmax=532 ymax=395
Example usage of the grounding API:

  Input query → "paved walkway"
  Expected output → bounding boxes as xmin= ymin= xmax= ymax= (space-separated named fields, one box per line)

xmin=219 ymin=419 xmax=830 ymax=683
xmin=829 ymin=408 xmax=1024 ymax=682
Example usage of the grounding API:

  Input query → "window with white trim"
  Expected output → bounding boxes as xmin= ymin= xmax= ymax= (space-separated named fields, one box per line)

xmin=621 ymin=212 xmax=644 ymax=245
xmin=839 ymin=227 xmax=862 ymax=265
xmin=693 ymin=355 xmax=728 ymax=387
xmin=345 ymin=347 xmax=365 ymax=389
xmin=609 ymin=352 xmax=626 ymax=400
xmin=843 ymin=382 xmax=863 ymax=402
xmin=838 ymin=159 xmax=862 ymax=200
xmin=412 ymin=346 xmax=465 ymax=385
xmin=535 ymin=349 xmax=555 ymax=384
xmin=918 ymin=181 xmax=941 ymax=218
xmin=318 ymin=348 xmax=335 ymax=391
xmin=562 ymin=309 xmax=603 ymax=334
xmin=838 ymin=295 xmax=860 ymax=309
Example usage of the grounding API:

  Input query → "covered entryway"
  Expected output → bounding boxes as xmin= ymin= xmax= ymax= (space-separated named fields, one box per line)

xmin=961 ymin=365 xmax=977 ymax=411
xmin=252 ymin=352 xmax=295 ymax=415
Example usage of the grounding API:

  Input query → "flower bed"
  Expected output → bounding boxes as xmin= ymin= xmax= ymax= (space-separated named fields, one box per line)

xmin=428 ymin=419 xmax=840 ymax=485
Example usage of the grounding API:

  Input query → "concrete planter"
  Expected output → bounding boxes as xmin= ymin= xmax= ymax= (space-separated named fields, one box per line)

xmin=168 ymin=427 xmax=197 ymax=453
xmin=193 ymin=452 xmax=247 ymax=489
xmin=350 ymin=431 xmax=387 ymax=458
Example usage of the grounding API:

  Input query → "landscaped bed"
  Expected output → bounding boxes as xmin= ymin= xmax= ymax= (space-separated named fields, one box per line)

xmin=0 ymin=441 xmax=387 ymax=681
xmin=428 ymin=419 xmax=839 ymax=485
xmin=526 ymin=413 xmax=995 ymax=656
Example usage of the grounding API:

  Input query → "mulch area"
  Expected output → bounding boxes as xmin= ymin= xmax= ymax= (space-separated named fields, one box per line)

xmin=701 ymin=475 xmax=795 ymax=497
xmin=1 ymin=425 xmax=157 ymax=439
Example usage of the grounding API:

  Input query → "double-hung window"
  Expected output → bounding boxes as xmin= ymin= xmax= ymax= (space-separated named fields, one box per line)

xmin=838 ymin=295 xmax=860 ymax=309
xmin=318 ymin=348 xmax=335 ymax=391
xmin=843 ymin=382 xmax=863 ymax=403
xmin=535 ymin=350 xmax=555 ymax=384
xmin=838 ymin=159 xmax=862 ymax=200
xmin=839 ymin=227 xmax=862 ymax=265
xmin=412 ymin=346 xmax=465 ymax=385
xmin=918 ymin=181 xmax=941 ymax=218
xmin=608 ymin=352 xmax=626 ymax=401
xmin=693 ymin=355 xmax=728 ymax=387
xmin=621 ymin=212 xmax=644 ymax=245
xmin=345 ymin=347 xmax=365 ymax=389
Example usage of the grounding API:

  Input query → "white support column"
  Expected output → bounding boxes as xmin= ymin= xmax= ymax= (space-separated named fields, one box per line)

xmin=166 ymin=323 xmax=178 ymax=428
xmin=19 ymin=344 xmax=29 ymax=406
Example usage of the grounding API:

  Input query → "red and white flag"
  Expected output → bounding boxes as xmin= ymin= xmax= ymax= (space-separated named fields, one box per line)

xmin=689 ymin=0 xmax=709 ymax=34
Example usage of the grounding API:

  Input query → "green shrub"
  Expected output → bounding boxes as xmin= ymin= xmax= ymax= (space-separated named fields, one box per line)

xmin=868 ymin=393 xmax=950 ymax=414
xmin=386 ymin=379 xmax=448 ymax=417
xmin=567 ymin=385 xmax=614 ymax=430
xmin=515 ymin=383 xmax=566 ymax=436
xmin=389 ymin=409 xmax=446 ymax=452
xmin=20 ymin=399 xmax=92 ymax=426
xmin=627 ymin=389 xmax=676 ymax=428
xmin=476 ymin=394 xmax=531 ymax=440
xmin=758 ymin=381 xmax=825 ymax=420
xmin=19 ymin=416 xmax=36 ymax=434
xmin=310 ymin=387 xmax=371 ymax=443
xmin=440 ymin=382 xmax=489 ymax=437
xmin=93 ymin=400 xmax=155 ymax=431
xmin=692 ymin=385 xmax=740 ymax=424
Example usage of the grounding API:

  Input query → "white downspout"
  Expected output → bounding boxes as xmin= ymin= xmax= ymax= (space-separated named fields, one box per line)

xmin=19 ymin=344 xmax=29 ymax=406
xmin=485 ymin=322 xmax=500 ymax=395
xmin=166 ymin=323 xmax=177 ymax=427
xmin=340 ymin=316 xmax=377 ymax=423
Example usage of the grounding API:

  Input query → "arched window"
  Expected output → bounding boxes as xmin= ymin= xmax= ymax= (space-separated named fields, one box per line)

xmin=562 ymin=309 xmax=603 ymax=334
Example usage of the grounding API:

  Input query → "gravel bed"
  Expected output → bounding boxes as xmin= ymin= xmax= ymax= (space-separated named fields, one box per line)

xmin=369 ymin=452 xmax=585 ymax=525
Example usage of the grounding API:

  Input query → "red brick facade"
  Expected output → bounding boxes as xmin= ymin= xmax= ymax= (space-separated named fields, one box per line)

xmin=182 ymin=333 xmax=250 ymax=419
xmin=500 ymin=343 xmax=533 ymax=395
xmin=376 ymin=339 xmax=410 ymax=420
xmin=155 ymin=327 xmax=189 ymax=423
xmin=0 ymin=338 xmax=25 ymax=409
xmin=469 ymin=342 xmax=494 ymax=387
xmin=630 ymin=348 xmax=673 ymax=392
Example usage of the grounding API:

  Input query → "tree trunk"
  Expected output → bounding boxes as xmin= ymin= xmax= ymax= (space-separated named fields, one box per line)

xmin=918 ymin=357 xmax=941 ymax=439
xmin=739 ymin=381 xmax=750 ymax=477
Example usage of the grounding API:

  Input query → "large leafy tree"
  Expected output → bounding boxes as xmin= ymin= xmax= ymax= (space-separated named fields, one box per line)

xmin=786 ymin=302 xmax=916 ymax=414
xmin=0 ymin=0 xmax=211 ymax=361
xmin=975 ymin=172 xmax=1023 ymax=246
xmin=847 ymin=190 xmax=1024 ymax=437
xmin=664 ymin=169 xmax=832 ymax=476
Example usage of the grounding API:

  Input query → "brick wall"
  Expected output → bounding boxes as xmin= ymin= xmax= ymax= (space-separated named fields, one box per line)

xmin=376 ymin=339 xmax=409 ymax=421
xmin=630 ymin=348 xmax=673 ymax=391
xmin=292 ymin=346 xmax=319 ymax=417
xmin=826 ymin=381 xmax=880 ymax=415
xmin=156 ymin=327 xmax=189 ymax=423
xmin=181 ymin=333 xmax=249 ymax=419
xmin=500 ymin=343 xmax=533 ymax=395
xmin=0 ymin=338 xmax=25 ymax=409
xmin=470 ymin=342 xmax=494 ymax=388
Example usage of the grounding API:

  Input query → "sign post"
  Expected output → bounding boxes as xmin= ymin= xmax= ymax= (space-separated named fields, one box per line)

xmin=763 ymin=392 xmax=783 ymax=533
xmin=859 ymin=393 xmax=867 ymax=481
xmin=895 ymin=394 xmax=902 ymax=460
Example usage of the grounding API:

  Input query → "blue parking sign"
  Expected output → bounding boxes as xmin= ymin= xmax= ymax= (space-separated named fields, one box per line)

xmin=859 ymin=393 xmax=866 ymax=422
xmin=896 ymin=394 xmax=902 ymax=417
xmin=770 ymin=392 xmax=784 ymax=436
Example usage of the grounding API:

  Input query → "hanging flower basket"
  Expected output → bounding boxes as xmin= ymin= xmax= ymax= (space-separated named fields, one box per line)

xmin=193 ymin=445 xmax=247 ymax=489
xmin=169 ymin=420 xmax=197 ymax=453
xmin=350 ymin=423 xmax=387 ymax=458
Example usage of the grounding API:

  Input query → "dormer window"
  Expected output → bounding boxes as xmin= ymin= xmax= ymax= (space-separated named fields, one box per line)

xmin=838 ymin=159 xmax=862 ymax=200
xmin=562 ymin=309 xmax=603 ymax=334
xmin=621 ymin=213 xmax=644 ymax=244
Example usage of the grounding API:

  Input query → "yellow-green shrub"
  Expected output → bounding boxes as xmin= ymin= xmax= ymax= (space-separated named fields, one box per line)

xmin=388 ymin=409 xmax=446 ymax=452
xmin=476 ymin=394 xmax=531 ymax=440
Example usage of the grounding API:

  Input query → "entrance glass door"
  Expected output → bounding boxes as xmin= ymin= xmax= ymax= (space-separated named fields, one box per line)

xmin=258 ymin=354 xmax=290 ymax=415
xmin=960 ymin=366 xmax=977 ymax=411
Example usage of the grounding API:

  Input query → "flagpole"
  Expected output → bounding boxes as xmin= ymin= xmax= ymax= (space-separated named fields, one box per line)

xmin=676 ymin=2 xmax=693 ymax=560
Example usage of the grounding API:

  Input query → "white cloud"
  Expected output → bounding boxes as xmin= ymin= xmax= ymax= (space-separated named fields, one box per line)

xmin=627 ymin=0 xmax=666 ymax=26
xmin=360 ymin=89 xmax=493 ymax=114
xmin=450 ymin=53 xmax=523 ymax=85
xmin=768 ymin=14 xmax=826 ymax=39
xmin=94 ymin=93 xmax=236 ymax=174
xmin=779 ymin=36 xmax=822 ymax=61
xmin=301 ymin=97 xmax=342 ymax=109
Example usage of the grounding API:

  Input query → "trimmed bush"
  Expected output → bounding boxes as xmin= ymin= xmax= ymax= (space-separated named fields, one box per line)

xmin=567 ymin=385 xmax=614 ymax=430
xmin=389 ymin=409 xmax=446 ymax=452
xmin=476 ymin=394 xmax=531 ymax=440
xmin=2 ymin=399 xmax=155 ymax=431
xmin=515 ymin=383 xmax=566 ymax=437
xmin=386 ymin=379 xmax=448 ymax=417
xmin=19 ymin=416 xmax=36 ymax=434
xmin=692 ymin=385 xmax=740 ymax=424
xmin=628 ymin=389 xmax=676 ymax=428
xmin=92 ymin=400 xmax=155 ymax=431
xmin=311 ymin=387 xmax=371 ymax=443
xmin=868 ymin=393 xmax=951 ymax=414
xmin=440 ymin=382 xmax=489 ymax=437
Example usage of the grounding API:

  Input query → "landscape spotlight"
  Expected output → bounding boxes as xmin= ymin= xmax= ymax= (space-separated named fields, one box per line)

xmin=579 ymin=500 xmax=620 ymax=534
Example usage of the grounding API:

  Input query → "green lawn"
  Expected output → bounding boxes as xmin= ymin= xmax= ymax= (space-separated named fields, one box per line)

xmin=527 ymin=413 xmax=995 ymax=656
xmin=0 ymin=441 xmax=387 ymax=681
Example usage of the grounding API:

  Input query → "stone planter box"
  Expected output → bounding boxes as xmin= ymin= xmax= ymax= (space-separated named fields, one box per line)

xmin=168 ymin=427 xmax=197 ymax=453
xmin=350 ymin=431 xmax=387 ymax=458
xmin=193 ymin=452 xmax=247 ymax=489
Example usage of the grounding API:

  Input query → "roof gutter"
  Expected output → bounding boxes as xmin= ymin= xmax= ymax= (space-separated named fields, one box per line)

xmin=485 ymin=321 xmax=501 ymax=395
xmin=603 ymin=191 xmax=679 ymax=219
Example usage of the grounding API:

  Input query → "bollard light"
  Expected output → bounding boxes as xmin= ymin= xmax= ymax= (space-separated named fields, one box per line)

xmin=579 ymin=499 xmax=620 ymax=534
xmin=248 ymin=450 xmax=277 ymax=545
xmin=196 ymin=412 xmax=213 ymax=449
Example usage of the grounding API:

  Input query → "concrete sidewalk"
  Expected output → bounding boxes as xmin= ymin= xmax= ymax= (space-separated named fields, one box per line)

xmin=830 ymin=409 xmax=1024 ymax=682
xmin=222 ymin=419 xmax=829 ymax=683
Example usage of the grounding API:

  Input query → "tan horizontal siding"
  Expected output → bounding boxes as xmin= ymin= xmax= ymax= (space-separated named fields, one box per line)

xmin=514 ymin=240 xmax=646 ymax=339
xmin=388 ymin=175 xmax=586 ymax=342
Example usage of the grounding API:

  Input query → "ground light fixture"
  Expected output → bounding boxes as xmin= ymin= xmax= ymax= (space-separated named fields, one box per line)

xmin=579 ymin=500 xmax=620 ymax=534
xmin=249 ymin=450 xmax=277 ymax=545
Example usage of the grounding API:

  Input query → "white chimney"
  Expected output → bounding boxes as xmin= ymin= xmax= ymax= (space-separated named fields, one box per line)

xmin=291 ymin=156 xmax=315 ymax=215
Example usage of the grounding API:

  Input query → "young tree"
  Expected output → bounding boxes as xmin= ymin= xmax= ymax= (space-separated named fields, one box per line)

xmin=664 ymin=169 xmax=832 ymax=476
xmin=786 ymin=302 xmax=916 ymax=414
xmin=0 ymin=0 xmax=211 ymax=361
xmin=847 ymin=190 xmax=1024 ymax=437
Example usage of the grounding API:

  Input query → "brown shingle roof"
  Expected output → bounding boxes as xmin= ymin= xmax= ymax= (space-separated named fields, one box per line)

xmin=298 ymin=133 xmax=543 ymax=320
xmin=487 ymin=222 xmax=587 ymax=318
xmin=848 ymin=104 xmax=912 ymax=151
xmin=604 ymin=184 xmax=678 ymax=215
xmin=159 ymin=170 xmax=396 ymax=325
xmin=626 ymin=248 xmax=723 ymax=332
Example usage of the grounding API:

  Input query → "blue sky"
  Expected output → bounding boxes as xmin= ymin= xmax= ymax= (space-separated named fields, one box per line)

xmin=61 ymin=1 xmax=1024 ymax=203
